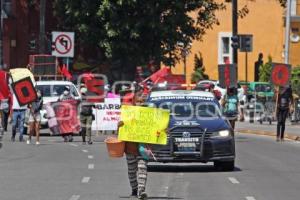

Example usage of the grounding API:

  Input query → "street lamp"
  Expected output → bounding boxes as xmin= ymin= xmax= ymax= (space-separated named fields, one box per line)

xmin=178 ymin=41 xmax=191 ymax=82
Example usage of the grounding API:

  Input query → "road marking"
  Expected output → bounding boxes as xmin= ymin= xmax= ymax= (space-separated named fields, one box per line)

xmin=88 ymin=155 xmax=94 ymax=159
xmin=88 ymin=164 xmax=95 ymax=170
xmin=81 ymin=177 xmax=90 ymax=183
xmin=69 ymin=195 xmax=80 ymax=200
xmin=245 ymin=196 xmax=256 ymax=200
xmin=82 ymin=149 xmax=88 ymax=153
xmin=228 ymin=177 xmax=240 ymax=184
xmin=69 ymin=143 xmax=78 ymax=147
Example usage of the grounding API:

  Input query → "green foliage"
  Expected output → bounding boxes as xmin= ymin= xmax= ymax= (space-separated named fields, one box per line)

xmin=53 ymin=0 xmax=225 ymax=79
xmin=259 ymin=55 xmax=272 ymax=82
xmin=291 ymin=66 xmax=300 ymax=96
xmin=191 ymin=52 xmax=209 ymax=83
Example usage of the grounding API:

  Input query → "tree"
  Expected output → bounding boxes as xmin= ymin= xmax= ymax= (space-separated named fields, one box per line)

xmin=291 ymin=66 xmax=300 ymax=96
xmin=53 ymin=0 xmax=225 ymax=80
xmin=191 ymin=52 xmax=209 ymax=83
xmin=259 ymin=55 xmax=272 ymax=82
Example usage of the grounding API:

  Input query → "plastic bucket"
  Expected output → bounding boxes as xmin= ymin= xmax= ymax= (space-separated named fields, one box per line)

xmin=104 ymin=137 xmax=125 ymax=158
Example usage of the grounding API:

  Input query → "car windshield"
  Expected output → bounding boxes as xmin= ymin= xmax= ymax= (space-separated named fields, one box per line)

xmin=149 ymin=101 xmax=221 ymax=118
xmin=36 ymin=84 xmax=79 ymax=97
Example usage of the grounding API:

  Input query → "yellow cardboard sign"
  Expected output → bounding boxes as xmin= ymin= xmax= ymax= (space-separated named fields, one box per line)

xmin=118 ymin=105 xmax=170 ymax=145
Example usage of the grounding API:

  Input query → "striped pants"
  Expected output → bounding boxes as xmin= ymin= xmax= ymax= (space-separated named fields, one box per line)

xmin=126 ymin=153 xmax=148 ymax=194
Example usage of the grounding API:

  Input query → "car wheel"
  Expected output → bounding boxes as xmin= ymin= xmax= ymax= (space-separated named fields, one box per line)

xmin=214 ymin=160 xmax=235 ymax=171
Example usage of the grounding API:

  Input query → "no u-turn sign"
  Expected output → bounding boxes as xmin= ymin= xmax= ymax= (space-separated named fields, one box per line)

xmin=52 ymin=31 xmax=75 ymax=57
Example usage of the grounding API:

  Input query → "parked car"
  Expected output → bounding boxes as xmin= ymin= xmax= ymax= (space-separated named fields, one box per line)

xmin=36 ymin=81 xmax=81 ymax=128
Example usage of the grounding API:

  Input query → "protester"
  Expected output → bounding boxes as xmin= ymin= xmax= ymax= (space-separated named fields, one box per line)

xmin=222 ymin=87 xmax=239 ymax=130
xmin=27 ymin=90 xmax=43 ymax=145
xmin=9 ymin=76 xmax=28 ymax=142
xmin=0 ymin=70 xmax=11 ymax=133
xmin=0 ymin=98 xmax=10 ymax=132
xmin=276 ymin=85 xmax=294 ymax=142
xmin=80 ymin=87 xmax=94 ymax=145
xmin=59 ymin=86 xmax=76 ymax=142
xmin=44 ymin=102 xmax=60 ymax=136
xmin=119 ymin=89 xmax=152 ymax=199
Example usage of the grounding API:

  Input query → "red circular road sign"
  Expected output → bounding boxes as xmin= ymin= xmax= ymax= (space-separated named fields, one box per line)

xmin=54 ymin=34 xmax=73 ymax=55
xmin=271 ymin=64 xmax=290 ymax=86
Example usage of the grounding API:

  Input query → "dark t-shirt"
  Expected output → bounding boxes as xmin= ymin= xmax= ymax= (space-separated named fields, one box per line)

xmin=278 ymin=87 xmax=293 ymax=110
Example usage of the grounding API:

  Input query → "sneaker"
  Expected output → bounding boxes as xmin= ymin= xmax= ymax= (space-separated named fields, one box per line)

xmin=26 ymin=140 xmax=31 ymax=145
xmin=36 ymin=141 xmax=40 ymax=145
xmin=11 ymin=137 xmax=15 ymax=142
xmin=82 ymin=141 xmax=87 ymax=145
xmin=88 ymin=141 xmax=93 ymax=145
xmin=63 ymin=136 xmax=68 ymax=142
xmin=138 ymin=192 xmax=148 ymax=200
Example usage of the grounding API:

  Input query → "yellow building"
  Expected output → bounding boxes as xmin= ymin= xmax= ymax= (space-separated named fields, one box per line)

xmin=172 ymin=0 xmax=300 ymax=83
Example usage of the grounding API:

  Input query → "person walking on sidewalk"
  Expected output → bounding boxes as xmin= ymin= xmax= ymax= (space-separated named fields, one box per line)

xmin=276 ymin=85 xmax=294 ymax=142
xmin=79 ymin=87 xmax=94 ymax=145
xmin=27 ymin=90 xmax=43 ymax=145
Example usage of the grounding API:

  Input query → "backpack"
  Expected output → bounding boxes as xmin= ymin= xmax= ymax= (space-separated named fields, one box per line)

xmin=223 ymin=95 xmax=238 ymax=116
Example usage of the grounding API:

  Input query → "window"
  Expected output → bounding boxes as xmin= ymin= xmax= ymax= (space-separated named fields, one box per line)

xmin=218 ymin=32 xmax=232 ymax=64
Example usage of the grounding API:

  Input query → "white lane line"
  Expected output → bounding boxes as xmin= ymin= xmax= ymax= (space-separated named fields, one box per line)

xmin=82 ymin=149 xmax=88 ymax=153
xmin=69 ymin=195 xmax=80 ymax=200
xmin=69 ymin=143 xmax=78 ymax=147
xmin=88 ymin=164 xmax=95 ymax=170
xmin=245 ymin=196 xmax=256 ymax=200
xmin=228 ymin=177 xmax=240 ymax=184
xmin=88 ymin=155 xmax=94 ymax=159
xmin=81 ymin=177 xmax=91 ymax=183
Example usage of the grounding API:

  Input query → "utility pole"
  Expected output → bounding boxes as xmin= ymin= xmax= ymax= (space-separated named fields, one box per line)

xmin=232 ymin=0 xmax=238 ymax=65
xmin=0 ymin=0 xmax=4 ymax=70
xmin=284 ymin=0 xmax=291 ymax=64
xmin=39 ymin=0 xmax=46 ymax=53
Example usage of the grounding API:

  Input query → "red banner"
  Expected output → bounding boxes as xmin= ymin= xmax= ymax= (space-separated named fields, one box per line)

xmin=0 ymin=70 xmax=10 ymax=100
xmin=54 ymin=100 xmax=81 ymax=135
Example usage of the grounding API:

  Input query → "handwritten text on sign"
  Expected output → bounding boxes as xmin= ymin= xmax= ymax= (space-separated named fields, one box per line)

xmin=92 ymin=98 xmax=121 ymax=130
xmin=118 ymin=105 xmax=170 ymax=145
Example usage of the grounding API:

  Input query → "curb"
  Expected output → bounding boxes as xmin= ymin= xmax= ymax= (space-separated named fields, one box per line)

xmin=236 ymin=129 xmax=300 ymax=141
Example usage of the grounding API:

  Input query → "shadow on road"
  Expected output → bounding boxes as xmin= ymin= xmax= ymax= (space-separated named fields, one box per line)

xmin=148 ymin=164 xmax=242 ymax=173
xmin=119 ymin=196 xmax=183 ymax=199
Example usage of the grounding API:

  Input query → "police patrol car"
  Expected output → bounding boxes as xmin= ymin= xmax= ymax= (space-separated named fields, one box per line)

xmin=147 ymin=90 xmax=235 ymax=171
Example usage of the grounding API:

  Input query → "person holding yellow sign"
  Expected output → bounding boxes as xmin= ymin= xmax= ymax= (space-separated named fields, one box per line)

xmin=119 ymin=89 xmax=154 ymax=200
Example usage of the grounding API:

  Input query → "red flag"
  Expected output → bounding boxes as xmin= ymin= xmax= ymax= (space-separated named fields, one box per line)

xmin=61 ymin=64 xmax=72 ymax=80
xmin=0 ymin=70 xmax=10 ymax=100
xmin=149 ymin=67 xmax=171 ymax=82
xmin=82 ymin=72 xmax=95 ymax=84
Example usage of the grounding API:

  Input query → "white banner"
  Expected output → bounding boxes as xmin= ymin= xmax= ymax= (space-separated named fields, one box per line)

xmin=92 ymin=98 xmax=121 ymax=131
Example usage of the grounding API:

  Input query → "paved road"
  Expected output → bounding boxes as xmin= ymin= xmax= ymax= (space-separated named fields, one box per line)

xmin=1 ymin=131 xmax=300 ymax=200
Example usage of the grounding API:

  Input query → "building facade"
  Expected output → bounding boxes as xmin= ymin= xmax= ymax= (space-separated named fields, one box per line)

xmin=172 ymin=0 xmax=300 ymax=83
xmin=2 ymin=0 xmax=54 ymax=69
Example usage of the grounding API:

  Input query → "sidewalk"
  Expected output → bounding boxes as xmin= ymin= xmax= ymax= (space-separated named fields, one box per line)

xmin=236 ymin=121 xmax=300 ymax=141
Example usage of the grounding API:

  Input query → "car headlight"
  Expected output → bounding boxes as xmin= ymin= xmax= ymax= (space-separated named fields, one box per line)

xmin=211 ymin=130 xmax=231 ymax=138
xmin=219 ymin=130 xmax=230 ymax=137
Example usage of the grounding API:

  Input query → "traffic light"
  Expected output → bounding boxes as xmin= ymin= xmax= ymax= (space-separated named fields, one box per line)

xmin=231 ymin=35 xmax=240 ymax=49
xmin=240 ymin=35 xmax=253 ymax=52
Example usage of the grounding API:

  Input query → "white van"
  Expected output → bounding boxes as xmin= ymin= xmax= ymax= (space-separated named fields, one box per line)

xmin=36 ymin=81 xmax=81 ymax=127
